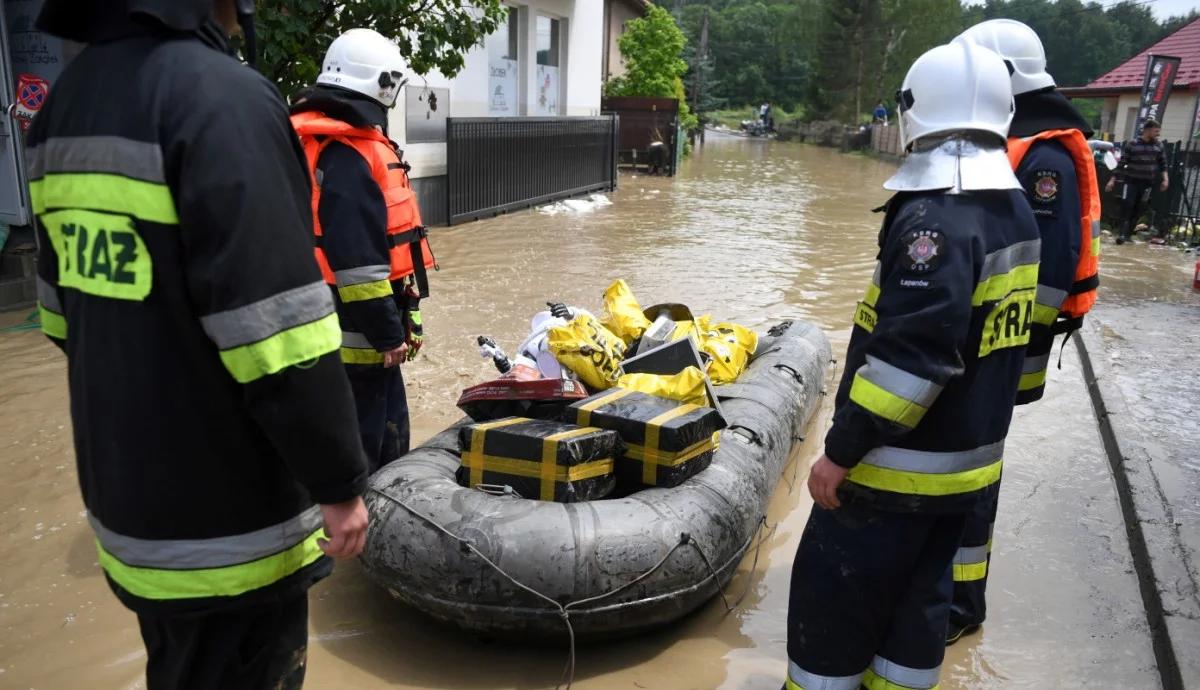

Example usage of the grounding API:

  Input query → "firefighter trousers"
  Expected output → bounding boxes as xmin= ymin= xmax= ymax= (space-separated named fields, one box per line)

xmin=786 ymin=502 xmax=966 ymax=690
xmin=137 ymin=592 xmax=308 ymax=690
xmin=950 ymin=484 xmax=999 ymax=633
xmin=346 ymin=363 xmax=411 ymax=474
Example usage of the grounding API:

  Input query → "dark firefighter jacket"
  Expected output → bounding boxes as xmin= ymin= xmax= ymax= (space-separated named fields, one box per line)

xmin=826 ymin=188 xmax=1041 ymax=514
xmin=290 ymin=87 xmax=420 ymax=365
xmin=28 ymin=19 xmax=368 ymax=614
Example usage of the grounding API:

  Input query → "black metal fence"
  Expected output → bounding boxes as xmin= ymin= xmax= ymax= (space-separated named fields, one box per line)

xmin=1160 ymin=140 xmax=1200 ymax=245
xmin=446 ymin=116 xmax=618 ymax=225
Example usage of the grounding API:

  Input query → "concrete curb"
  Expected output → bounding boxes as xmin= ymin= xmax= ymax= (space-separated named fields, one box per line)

xmin=1075 ymin=322 xmax=1200 ymax=690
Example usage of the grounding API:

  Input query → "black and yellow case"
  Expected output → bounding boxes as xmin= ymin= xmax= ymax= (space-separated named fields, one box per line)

xmin=456 ymin=418 xmax=620 ymax=502
xmin=566 ymin=388 xmax=726 ymax=489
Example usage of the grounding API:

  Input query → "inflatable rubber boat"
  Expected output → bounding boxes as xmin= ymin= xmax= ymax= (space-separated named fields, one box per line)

xmin=360 ymin=319 xmax=831 ymax=639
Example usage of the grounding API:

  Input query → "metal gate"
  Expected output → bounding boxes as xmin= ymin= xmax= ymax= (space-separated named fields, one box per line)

xmin=446 ymin=116 xmax=618 ymax=225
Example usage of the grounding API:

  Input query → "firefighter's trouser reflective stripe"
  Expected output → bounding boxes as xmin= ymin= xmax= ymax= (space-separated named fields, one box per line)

xmin=951 ymin=492 xmax=1000 ymax=629
xmin=787 ymin=504 xmax=961 ymax=690
xmin=846 ymin=441 xmax=1004 ymax=498
xmin=90 ymin=506 xmax=325 ymax=600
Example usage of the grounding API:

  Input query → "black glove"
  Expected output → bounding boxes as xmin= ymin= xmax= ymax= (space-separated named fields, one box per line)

xmin=547 ymin=302 xmax=573 ymax=320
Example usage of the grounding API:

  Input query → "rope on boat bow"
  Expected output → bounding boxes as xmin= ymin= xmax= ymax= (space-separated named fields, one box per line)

xmin=369 ymin=487 xmax=773 ymax=690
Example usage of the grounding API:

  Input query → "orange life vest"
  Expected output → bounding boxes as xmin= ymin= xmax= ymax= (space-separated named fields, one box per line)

xmin=290 ymin=111 xmax=435 ymax=296
xmin=1007 ymin=129 xmax=1100 ymax=320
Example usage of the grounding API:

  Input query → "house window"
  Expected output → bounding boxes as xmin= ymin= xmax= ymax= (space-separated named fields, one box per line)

xmin=535 ymin=15 xmax=562 ymax=116
xmin=487 ymin=6 xmax=520 ymax=116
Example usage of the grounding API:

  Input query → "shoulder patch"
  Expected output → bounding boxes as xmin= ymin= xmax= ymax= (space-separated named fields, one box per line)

xmin=1031 ymin=169 xmax=1059 ymax=204
xmin=902 ymin=229 xmax=943 ymax=274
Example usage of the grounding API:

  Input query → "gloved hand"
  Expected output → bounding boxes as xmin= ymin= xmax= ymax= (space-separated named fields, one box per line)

xmin=547 ymin=302 xmax=573 ymax=320
xmin=405 ymin=308 xmax=423 ymax=361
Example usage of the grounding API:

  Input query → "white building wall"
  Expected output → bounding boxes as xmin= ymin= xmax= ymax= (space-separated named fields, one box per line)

xmin=1109 ymin=90 xmax=1199 ymax=143
xmin=387 ymin=0 xmax=603 ymax=178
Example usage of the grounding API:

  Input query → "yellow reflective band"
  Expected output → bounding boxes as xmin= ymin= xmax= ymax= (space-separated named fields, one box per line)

xmin=979 ymin=288 xmax=1034 ymax=358
xmin=854 ymin=302 xmax=877 ymax=333
xmin=1018 ymin=369 xmax=1047 ymax=392
xmin=409 ymin=310 xmax=422 ymax=326
xmin=848 ymin=457 xmax=1002 ymax=497
xmin=575 ymin=387 xmax=636 ymax=426
xmin=41 ymin=209 xmax=153 ymax=302
xmin=864 ymin=282 xmax=881 ymax=308
xmin=219 ymin=312 xmax=340 ymax=383
xmin=337 ymin=278 xmax=392 ymax=303
xmin=785 ymin=680 xmax=804 ymax=690
xmin=849 ymin=374 xmax=927 ymax=429
xmin=30 ymin=173 xmax=178 ymax=225
xmin=953 ymin=560 xmax=989 ymax=582
xmin=38 ymin=303 xmax=67 ymax=340
xmin=971 ymin=263 xmax=1039 ymax=306
xmin=466 ymin=417 xmax=528 ymax=488
xmin=862 ymin=668 xmax=940 ymax=690
xmin=642 ymin=404 xmax=701 ymax=485
xmin=1032 ymin=303 xmax=1059 ymax=326
xmin=1092 ymin=237 xmax=1101 ymax=259
xmin=340 ymin=346 xmax=385 ymax=365
xmin=95 ymin=529 xmax=325 ymax=600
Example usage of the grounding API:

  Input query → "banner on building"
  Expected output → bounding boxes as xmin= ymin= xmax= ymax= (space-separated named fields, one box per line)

xmin=1134 ymin=54 xmax=1181 ymax=139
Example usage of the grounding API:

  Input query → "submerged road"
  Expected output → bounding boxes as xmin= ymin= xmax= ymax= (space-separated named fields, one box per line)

xmin=0 ymin=133 xmax=1190 ymax=688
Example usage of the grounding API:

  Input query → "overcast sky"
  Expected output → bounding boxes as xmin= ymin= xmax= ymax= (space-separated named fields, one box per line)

xmin=1149 ymin=0 xmax=1200 ymax=20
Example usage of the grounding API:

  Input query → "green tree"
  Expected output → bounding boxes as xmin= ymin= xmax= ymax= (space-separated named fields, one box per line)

xmin=257 ymin=0 xmax=507 ymax=97
xmin=607 ymin=4 xmax=699 ymax=131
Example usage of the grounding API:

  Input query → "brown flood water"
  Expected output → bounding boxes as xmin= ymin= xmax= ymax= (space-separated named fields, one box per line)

xmin=0 ymin=134 xmax=1183 ymax=689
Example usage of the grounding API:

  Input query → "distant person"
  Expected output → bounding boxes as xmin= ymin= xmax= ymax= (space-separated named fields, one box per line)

xmin=1107 ymin=118 xmax=1169 ymax=244
xmin=760 ymin=101 xmax=773 ymax=130
xmin=291 ymin=29 xmax=436 ymax=473
xmin=29 ymin=0 xmax=370 ymax=686
xmin=873 ymin=100 xmax=889 ymax=124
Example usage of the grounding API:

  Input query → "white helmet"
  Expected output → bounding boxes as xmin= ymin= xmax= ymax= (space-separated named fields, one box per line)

xmin=897 ymin=41 xmax=1014 ymax=151
xmin=317 ymin=29 xmax=408 ymax=108
xmin=955 ymin=19 xmax=1055 ymax=96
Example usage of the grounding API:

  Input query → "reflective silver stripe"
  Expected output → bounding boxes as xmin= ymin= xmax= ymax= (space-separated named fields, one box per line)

xmin=955 ymin=544 xmax=989 ymax=565
xmin=979 ymin=239 xmax=1041 ymax=281
xmin=89 ymin=505 xmax=323 ymax=570
xmin=788 ymin=661 xmax=863 ymax=690
xmin=871 ymin=261 xmax=881 ymax=286
xmin=1091 ymin=219 xmax=1102 ymax=239
xmin=870 ymin=656 xmax=940 ymax=689
xmin=1035 ymin=284 xmax=1068 ymax=310
xmin=1023 ymin=353 xmax=1051 ymax=374
xmin=37 ymin=276 xmax=62 ymax=313
xmin=860 ymin=440 xmax=1004 ymax=474
xmin=342 ymin=331 xmax=373 ymax=348
xmin=27 ymin=136 xmax=165 ymax=182
xmin=334 ymin=264 xmax=391 ymax=288
xmin=200 ymin=281 xmax=334 ymax=349
xmin=857 ymin=355 xmax=942 ymax=408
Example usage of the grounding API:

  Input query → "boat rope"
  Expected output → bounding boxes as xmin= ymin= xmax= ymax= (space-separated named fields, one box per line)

xmin=368 ymin=486 xmax=771 ymax=690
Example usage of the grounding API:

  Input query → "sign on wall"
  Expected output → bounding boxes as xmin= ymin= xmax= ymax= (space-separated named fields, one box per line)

xmin=535 ymin=64 xmax=559 ymax=116
xmin=1134 ymin=54 xmax=1181 ymax=140
xmin=489 ymin=57 xmax=518 ymax=116
xmin=5 ymin=0 xmax=68 ymax=134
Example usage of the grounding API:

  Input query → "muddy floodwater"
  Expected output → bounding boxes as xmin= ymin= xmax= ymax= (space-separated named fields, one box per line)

xmin=3 ymin=133 xmax=1193 ymax=689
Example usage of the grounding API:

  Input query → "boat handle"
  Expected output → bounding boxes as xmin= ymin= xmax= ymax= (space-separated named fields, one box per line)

xmin=773 ymin=363 xmax=804 ymax=385
xmin=727 ymin=424 xmax=762 ymax=446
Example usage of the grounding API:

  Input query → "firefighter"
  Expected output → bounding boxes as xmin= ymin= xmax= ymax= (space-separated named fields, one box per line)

xmin=29 ymin=1 xmax=369 ymax=687
xmin=785 ymin=41 xmax=1040 ymax=690
xmin=949 ymin=19 xmax=1102 ymax=644
xmin=290 ymin=29 xmax=436 ymax=474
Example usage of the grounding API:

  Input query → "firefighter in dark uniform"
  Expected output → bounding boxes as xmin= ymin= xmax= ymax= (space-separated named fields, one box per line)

xmin=29 ymin=1 xmax=369 ymax=687
xmin=785 ymin=41 xmax=1040 ymax=690
xmin=949 ymin=19 xmax=1103 ymax=644
xmin=290 ymin=29 xmax=436 ymax=474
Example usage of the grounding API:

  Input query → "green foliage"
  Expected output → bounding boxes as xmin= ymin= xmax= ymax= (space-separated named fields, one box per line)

xmin=607 ymin=4 xmax=698 ymax=133
xmin=666 ymin=0 xmax=1196 ymax=124
xmin=257 ymin=0 xmax=507 ymax=98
